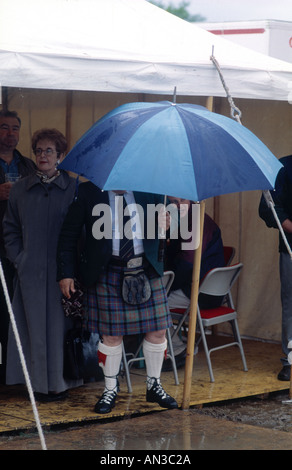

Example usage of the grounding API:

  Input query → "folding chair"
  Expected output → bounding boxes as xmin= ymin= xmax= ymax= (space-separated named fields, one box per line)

xmin=122 ymin=271 xmax=179 ymax=393
xmin=170 ymin=262 xmax=248 ymax=382
xmin=170 ymin=245 xmax=236 ymax=342
xmin=196 ymin=263 xmax=248 ymax=382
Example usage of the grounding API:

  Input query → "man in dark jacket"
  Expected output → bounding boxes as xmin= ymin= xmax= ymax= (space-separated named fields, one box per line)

xmin=57 ymin=183 xmax=178 ymax=413
xmin=0 ymin=110 xmax=36 ymax=383
xmin=259 ymin=155 xmax=292 ymax=381
xmin=166 ymin=198 xmax=225 ymax=309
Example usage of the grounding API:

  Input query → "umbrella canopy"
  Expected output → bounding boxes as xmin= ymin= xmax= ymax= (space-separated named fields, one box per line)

xmin=59 ymin=101 xmax=282 ymax=201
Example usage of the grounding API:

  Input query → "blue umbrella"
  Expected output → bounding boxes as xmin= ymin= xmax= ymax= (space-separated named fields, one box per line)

xmin=59 ymin=101 xmax=282 ymax=201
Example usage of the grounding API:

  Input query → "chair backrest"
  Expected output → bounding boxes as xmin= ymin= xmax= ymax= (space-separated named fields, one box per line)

xmin=223 ymin=246 xmax=235 ymax=266
xmin=199 ymin=263 xmax=243 ymax=297
xmin=162 ymin=270 xmax=175 ymax=295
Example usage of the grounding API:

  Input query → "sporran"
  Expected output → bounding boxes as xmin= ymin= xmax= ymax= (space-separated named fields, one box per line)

xmin=121 ymin=259 xmax=152 ymax=305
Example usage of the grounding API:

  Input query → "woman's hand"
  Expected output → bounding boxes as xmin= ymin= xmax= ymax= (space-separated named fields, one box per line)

xmin=59 ymin=278 xmax=75 ymax=299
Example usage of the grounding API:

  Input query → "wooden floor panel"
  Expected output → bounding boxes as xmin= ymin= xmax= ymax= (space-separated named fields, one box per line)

xmin=0 ymin=338 xmax=288 ymax=434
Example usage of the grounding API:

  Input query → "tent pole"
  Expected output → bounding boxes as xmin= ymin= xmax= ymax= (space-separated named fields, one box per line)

xmin=66 ymin=91 xmax=73 ymax=150
xmin=182 ymin=200 xmax=205 ymax=409
xmin=205 ymin=96 xmax=213 ymax=111
xmin=0 ymin=87 xmax=9 ymax=111
xmin=181 ymin=96 xmax=213 ymax=409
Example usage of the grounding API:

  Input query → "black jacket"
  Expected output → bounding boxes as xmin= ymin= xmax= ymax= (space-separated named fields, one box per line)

xmin=57 ymin=182 xmax=165 ymax=287
xmin=259 ymin=155 xmax=292 ymax=253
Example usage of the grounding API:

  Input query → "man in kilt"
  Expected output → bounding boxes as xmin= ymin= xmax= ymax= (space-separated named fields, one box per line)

xmin=57 ymin=182 xmax=178 ymax=413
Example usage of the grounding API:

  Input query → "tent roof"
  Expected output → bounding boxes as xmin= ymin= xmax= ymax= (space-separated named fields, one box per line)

xmin=1 ymin=0 xmax=292 ymax=100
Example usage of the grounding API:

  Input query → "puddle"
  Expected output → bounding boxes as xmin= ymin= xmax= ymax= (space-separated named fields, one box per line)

xmin=197 ymin=390 xmax=292 ymax=432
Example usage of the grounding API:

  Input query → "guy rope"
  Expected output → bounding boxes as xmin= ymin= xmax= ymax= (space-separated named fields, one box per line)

xmin=0 ymin=262 xmax=47 ymax=450
xmin=210 ymin=47 xmax=292 ymax=259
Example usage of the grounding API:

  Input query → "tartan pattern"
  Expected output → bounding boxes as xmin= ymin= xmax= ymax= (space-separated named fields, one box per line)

xmin=84 ymin=265 xmax=172 ymax=336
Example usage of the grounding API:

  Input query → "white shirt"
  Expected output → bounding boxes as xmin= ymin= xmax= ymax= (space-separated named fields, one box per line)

xmin=108 ymin=190 xmax=144 ymax=257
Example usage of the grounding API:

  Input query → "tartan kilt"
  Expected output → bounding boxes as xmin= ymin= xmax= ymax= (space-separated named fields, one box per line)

xmin=84 ymin=264 xmax=172 ymax=336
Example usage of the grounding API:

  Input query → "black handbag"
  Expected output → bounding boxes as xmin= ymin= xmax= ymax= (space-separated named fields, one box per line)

xmin=63 ymin=324 xmax=103 ymax=381
xmin=61 ymin=279 xmax=84 ymax=320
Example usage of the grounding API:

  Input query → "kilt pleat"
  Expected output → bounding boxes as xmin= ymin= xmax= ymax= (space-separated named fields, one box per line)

xmin=84 ymin=265 xmax=172 ymax=336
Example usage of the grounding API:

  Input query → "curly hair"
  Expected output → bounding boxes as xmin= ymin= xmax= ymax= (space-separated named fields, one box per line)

xmin=32 ymin=128 xmax=67 ymax=155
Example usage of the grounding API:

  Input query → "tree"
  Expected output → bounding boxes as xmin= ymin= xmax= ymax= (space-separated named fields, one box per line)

xmin=149 ymin=1 xmax=206 ymax=22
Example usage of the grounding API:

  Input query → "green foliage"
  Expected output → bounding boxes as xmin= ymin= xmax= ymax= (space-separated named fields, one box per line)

xmin=149 ymin=1 xmax=206 ymax=22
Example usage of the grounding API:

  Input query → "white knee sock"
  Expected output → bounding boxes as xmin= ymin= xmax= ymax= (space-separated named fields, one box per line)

xmin=98 ymin=342 xmax=122 ymax=393
xmin=143 ymin=338 xmax=167 ymax=389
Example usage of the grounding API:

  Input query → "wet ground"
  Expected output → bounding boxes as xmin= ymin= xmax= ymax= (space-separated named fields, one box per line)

xmin=1 ymin=340 xmax=291 ymax=451
xmin=198 ymin=389 xmax=292 ymax=433
xmin=1 ymin=390 xmax=292 ymax=451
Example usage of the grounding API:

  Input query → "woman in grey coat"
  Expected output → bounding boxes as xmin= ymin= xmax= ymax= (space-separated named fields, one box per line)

xmin=3 ymin=128 xmax=82 ymax=401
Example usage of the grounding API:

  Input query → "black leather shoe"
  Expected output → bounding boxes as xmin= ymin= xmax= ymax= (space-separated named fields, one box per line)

xmin=94 ymin=389 xmax=118 ymax=414
xmin=34 ymin=391 xmax=68 ymax=402
xmin=278 ymin=365 xmax=291 ymax=381
xmin=146 ymin=378 xmax=178 ymax=409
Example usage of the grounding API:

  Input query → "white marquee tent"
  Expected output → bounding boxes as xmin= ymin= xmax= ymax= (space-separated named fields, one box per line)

xmin=1 ymin=0 xmax=292 ymax=101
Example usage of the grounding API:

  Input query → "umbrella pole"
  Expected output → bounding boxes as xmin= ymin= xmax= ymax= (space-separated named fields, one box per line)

xmin=182 ymin=201 xmax=205 ymax=410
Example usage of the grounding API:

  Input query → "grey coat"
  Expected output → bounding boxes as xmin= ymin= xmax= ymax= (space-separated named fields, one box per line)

xmin=3 ymin=171 xmax=81 ymax=394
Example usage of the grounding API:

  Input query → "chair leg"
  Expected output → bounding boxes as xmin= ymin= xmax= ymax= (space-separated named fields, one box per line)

xmin=166 ymin=328 xmax=179 ymax=385
xmin=171 ymin=310 xmax=190 ymax=342
xmin=122 ymin=342 xmax=132 ymax=393
xmin=123 ymin=330 xmax=180 ymax=393
xmin=197 ymin=315 xmax=215 ymax=383
xmin=232 ymin=319 xmax=248 ymax=372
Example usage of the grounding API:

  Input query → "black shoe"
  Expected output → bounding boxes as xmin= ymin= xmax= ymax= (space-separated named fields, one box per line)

xmin=94 ymin=389 xmax=118 ymax=414
xmin=146 ymin=378 xmax=178 ymax=409
xmin=34 ymin=391 xmax=68 ymax=403
xmin=278 ymin=365 xmax=291 ymax=381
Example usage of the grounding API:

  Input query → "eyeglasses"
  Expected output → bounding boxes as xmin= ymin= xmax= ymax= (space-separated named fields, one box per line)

xmin=35 ymin=147 xmax=56 ymax=157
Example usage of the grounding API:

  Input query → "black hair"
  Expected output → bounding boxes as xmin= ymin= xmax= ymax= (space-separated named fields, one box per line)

xmin=0 ymin=110 xmax=21 ymax=127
